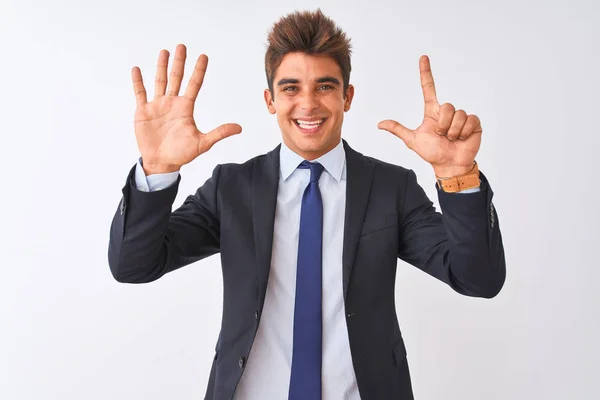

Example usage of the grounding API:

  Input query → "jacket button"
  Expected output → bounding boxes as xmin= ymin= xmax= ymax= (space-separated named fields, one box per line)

xmin=254 ymin=311 xmax=259 ymax=320
xmin=238 ymin=357 xmax=245 ymax=368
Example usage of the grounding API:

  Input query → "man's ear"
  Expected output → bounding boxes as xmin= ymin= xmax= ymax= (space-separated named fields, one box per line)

xmin=264 ymin=89 xmax=276 ymax=114
xmin=344 ymin=84 xmax=355 ymax=112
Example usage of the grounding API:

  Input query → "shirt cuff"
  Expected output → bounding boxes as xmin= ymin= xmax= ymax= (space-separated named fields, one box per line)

xmin=134 ymin=157 xmax=180 ymax=192
xmin=456 ymin=186 xmax=481 ymax=194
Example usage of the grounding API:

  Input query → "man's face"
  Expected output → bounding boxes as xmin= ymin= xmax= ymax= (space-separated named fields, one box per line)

xmin=264 ymin=52 xmax=354 ymax=160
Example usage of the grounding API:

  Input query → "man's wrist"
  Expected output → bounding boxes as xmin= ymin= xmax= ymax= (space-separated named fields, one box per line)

xmin=433 ymin=163 xmax=475 ymax=178
xmin=435 ymin=161 xmax=480 ymax=193
xmin=141 ymin=159 xmax=181 ymax=175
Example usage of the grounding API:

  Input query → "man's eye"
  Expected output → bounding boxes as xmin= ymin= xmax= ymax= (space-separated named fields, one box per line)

xmin=318 ymin=85 xmax=334 ymax=91
xmin=283 ymin=86 xmax=298 ymax=92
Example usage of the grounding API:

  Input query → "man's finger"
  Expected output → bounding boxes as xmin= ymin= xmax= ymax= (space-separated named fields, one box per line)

xmin=436 ymin=103 xmax=455 ymax=135
xmin=131 ymin=67 xmax=147 ymax=107
xmin=377 ymin=119 xmax=415 ymax=147
xmin=154 ymin=49 xmax=169 ymax=99
xmin=184 ymin=54 xmax=209 ymax=101
xmin=447 ymin=110 xmax=467 ymax=141
xmin=202 ymin=123 xmax=243 ymax=151
xmin=459 ymin=115 xmax=481 ymax=140
xmin=419 ymin=55 xmax=438 ymax=113
xmin=167 ymin=44 xmax=187 ymax=96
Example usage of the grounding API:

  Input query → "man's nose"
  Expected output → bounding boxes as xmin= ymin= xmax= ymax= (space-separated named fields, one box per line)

xmin=299 ymin=91 xmax=319 ymax=111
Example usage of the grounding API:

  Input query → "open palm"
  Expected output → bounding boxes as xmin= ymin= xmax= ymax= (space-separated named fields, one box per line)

xmin=132 ymin=44 xmax=242 ymax=173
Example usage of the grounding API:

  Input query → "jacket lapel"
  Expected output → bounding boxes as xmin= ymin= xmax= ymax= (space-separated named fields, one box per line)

xmin=342 ymin=140 xmax=375 ymax=300
xmin=252 ymin=144 xmax=281 ymax=311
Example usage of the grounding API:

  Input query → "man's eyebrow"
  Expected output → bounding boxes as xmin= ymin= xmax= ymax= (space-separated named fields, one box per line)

xmin=315 ymin=76 xmax=341 ymax=85
xmin=277 ymin=78 xmax=300 ymax=86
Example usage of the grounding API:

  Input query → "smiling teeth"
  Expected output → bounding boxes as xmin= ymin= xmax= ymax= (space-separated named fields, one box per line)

xmin=297 ymin=119 xmax=324 ymax=127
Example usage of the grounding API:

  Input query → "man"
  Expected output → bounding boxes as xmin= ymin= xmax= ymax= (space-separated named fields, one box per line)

xmin=108 ymin=9 xmax=506 ymax=400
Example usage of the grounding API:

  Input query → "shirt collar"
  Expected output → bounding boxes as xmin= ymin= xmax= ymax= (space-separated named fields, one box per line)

xmin=279 ymin=139 xmax=346 ymax=182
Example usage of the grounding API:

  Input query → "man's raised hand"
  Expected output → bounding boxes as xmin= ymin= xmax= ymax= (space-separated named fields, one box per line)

xmin=132 ymin=44 xmax=242 ymax=175
xmin=377 ymin=55 xmax=482 ymax=178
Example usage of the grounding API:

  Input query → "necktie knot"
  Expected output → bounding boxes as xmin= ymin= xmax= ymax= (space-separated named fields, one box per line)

xmin=298 ymin=160 xmax=325 ymax=183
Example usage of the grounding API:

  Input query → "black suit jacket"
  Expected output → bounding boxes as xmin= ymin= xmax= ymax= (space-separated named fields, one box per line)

xmin=108 ymin=139 xmax=506 ymax=399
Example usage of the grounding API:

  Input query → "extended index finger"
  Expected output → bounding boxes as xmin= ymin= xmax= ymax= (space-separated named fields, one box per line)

xmin=184 ymin=54 xmax=209 ymax=101
xmin=131 ymin=66 xmax=147 ymax=107
xmin=419 ymin=55 xmax=438 ymax=109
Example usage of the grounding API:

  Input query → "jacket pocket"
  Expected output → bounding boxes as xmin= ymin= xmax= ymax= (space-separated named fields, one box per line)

xmin=360 ymin=211 xmax=398 ymax=237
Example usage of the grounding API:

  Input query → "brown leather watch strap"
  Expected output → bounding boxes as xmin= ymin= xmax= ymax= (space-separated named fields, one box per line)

xmin=436 ymin=161 xmax=480 ymax=193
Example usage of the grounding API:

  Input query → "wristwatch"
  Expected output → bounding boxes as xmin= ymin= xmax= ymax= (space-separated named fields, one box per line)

xmin=436 ymin=161 xmax=480 ymax=193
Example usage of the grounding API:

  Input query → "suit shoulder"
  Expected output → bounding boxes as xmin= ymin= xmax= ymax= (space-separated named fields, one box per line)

xmin=216 ymin=151 xmax=272 ymax=182
xmin=361 ymin=153 xmax=412 ymax=177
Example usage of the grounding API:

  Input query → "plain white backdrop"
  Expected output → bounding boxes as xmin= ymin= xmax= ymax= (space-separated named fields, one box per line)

xmin=1 ymin=0 xmax=598 ymax=398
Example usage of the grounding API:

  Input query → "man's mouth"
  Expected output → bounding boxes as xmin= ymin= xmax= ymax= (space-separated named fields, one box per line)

xmin=293 ymin=118 xmax=327 ymax=133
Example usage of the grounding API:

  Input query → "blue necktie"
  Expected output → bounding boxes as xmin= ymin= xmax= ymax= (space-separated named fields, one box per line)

xmin=289 ymin=160 xmax=325 ymax=400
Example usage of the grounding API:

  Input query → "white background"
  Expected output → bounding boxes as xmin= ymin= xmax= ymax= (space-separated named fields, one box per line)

xmin=1 ymin=0 xmax=598 ymax=398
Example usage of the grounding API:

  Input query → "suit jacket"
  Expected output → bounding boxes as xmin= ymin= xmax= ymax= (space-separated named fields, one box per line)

xmin=108 ymin=139 xmax=506 ymax=400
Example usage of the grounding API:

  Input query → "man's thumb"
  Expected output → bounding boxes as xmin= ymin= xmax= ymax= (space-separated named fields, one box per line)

xmin=377 ymin=120 xmax=414 ymax=147
xmin=204 ymin=123 xmax=243 ymax=150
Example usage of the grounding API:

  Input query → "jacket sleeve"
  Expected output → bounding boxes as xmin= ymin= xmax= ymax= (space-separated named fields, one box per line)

xmin=397 ymin=169 xmax=506 ymax=298
xmin=108 ymin=163 xmax=222 ymax=283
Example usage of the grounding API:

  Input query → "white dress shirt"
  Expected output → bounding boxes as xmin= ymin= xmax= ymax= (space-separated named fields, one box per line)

xmin=233 ymin=140 xmax=359 ymax=399
xmin=133 ymin=140 xmax=479 ymax=399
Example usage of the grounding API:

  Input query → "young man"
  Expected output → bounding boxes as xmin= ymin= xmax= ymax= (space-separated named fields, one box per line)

xmin=109 ymin=9 xmax=506 ymax=400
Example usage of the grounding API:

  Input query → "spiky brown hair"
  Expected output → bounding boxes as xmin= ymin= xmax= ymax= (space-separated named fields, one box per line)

xmin=265 ymin=9 xmax=352 ymax=96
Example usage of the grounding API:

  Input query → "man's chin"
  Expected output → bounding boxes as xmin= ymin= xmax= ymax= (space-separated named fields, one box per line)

xmin=291 ymin=135 xmax=324 ymax=150
xmin=286 ymin=135 xmax=339 ymax=159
